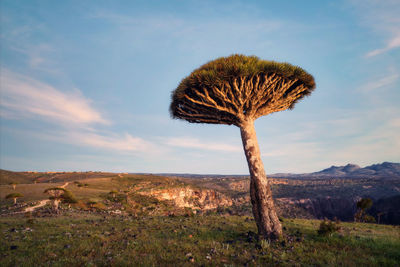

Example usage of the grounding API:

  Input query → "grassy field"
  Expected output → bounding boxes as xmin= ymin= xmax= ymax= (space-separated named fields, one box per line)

xmin=0 ymin=174 xmax=173 ymax=206
xmin=0 ymin=182 xmax=69 ymax=204
xmin=1 ymin=212 xmax=399 ymax=266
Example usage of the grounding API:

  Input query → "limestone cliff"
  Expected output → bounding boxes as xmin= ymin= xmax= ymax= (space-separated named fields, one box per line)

xmin=138 ymin=186 xmax=235 ymax=210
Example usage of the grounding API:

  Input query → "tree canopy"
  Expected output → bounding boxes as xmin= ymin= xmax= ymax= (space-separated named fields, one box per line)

xmin=357 ymin=198 xmax=373 ymax=210
xmin=5 ymin=193 xmax=23 ymax=199
xmin=170 ymin=54 xmax=315 ymax=126
xmin=44 ymin=187 xmax=66 ymax=194
xmin=44 ymin=187 xmax=66 ymax=199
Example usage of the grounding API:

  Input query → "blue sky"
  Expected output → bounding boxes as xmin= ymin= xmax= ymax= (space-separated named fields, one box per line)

xmin=1 ymin=0 xmax=399 ymax=174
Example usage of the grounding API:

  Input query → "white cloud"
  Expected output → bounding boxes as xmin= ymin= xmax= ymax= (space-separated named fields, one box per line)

xmin=361 ymin=73 xmax=399 ymax=91
xmin=1 ymin=19 xmax=57 ymax=73
xmin=350 ymin=0 xmax=400 ymax=57
xmin=261 ymin=141 xmax=321 ymax=159
xmin=366 ymin=33 xmax=400 ymax=57
xmin=164 ymin=137 xmax=241 ymax=152
xmin=0 ymin=70 xmax=108 ymax=125
xmin=89 ymin=10 xmax=283 ymax=52
xmin=0 ymin=70 xmax=161 ymax=155
xmin=68 ymin=131 xmax=154 ymax=152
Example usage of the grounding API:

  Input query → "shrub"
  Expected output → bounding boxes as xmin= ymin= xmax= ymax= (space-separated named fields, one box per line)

xmin=355 ymin=198 xmax=375 ymax=223
xmin=363 ymin=215 xmax=376 ymax=223
xmin=62 ymin=190 xmax=78 ymax=204
xmin=87 ymin=201 xmax=97 ymax=208
xmin=318 ymin=219 xmax=340 ymax=236
xmin=357 ymin=198 xmax=373 ymax=210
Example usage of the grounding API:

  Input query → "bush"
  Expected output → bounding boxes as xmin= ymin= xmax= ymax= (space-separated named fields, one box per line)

xmin=357 ymin=198 xmax=373 ymax=210
xmin=62 ymin=190 xmax=78 ymax=204
xmin=318 ymin=219 xmax=340 ymax=236
xmin=363 ymin=215 xmax=376 ymax=223
xmin=355 ymin=198 xmax=375 ymax=223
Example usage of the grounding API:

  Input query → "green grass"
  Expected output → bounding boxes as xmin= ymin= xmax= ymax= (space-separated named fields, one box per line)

xmin=0 ymin=175 xmax=156 ymax=204
xmin=0 ymin=213 xmax=399 ymax=266
xmin=0 ymin=183 xmax=68 ymax=205
xmin=1 ymin=173 xmax=399 ymax=266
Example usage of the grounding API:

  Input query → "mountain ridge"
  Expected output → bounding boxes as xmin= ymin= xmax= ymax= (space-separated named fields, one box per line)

xmin=308 ymin=162 xmax=400 ymax=178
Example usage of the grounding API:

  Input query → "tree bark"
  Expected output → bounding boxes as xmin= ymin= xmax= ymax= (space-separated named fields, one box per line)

xmin=240 ymin=119 xmax=282 ymax=240
xmin=54 ymin=199 xmax=60 ymax=210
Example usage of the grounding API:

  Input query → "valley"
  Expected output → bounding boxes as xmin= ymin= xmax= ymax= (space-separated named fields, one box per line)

xmin=1 ymin=162 xmax=399 ymax=224
xmin=1 ymin=163 xmax=400 ymax=266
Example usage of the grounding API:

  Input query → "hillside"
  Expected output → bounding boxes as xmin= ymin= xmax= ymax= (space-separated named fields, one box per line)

xmin=178 ymin=173 xmax=400 ymax=224
xmin=0 ymin=174 xmax=242 ymax=217
xmin=1 ymin=165 xmax=400 ymax=224
xmin=0 ymin=170 xmax=35 ymax=185
xmin=0 ymin=170 xmax=121 ymax=185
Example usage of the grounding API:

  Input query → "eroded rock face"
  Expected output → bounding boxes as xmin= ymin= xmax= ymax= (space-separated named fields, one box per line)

xmin=139 ymin=187 xmax=233 ymax=210
xmin=275 ymin=197 xmax=357 ymax=221
xmin=229 ymin=179 xmax=288 ymax=192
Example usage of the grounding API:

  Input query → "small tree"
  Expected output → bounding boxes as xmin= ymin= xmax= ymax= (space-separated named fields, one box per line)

xmin=62 ymin=190 xmax=78 ymax=204
xmin=318 ymin=218 xmax=340 ymax=236
xmin=357 ymin=198 xmax=373 ymax=210
xmin=44 ymin=187 xmax=66 ymax=211
xmin=170 ymin=55 xmax=315 ymax=239
xmin=6 ymin=193 xmax=24 ymax=204
xmin=109 ymin=190 xmax=118 ymax=198
xmin=87 ymin=201 xmax=97 ymax=209
xmin=355 ymin=198 xmax=374 ymax=223
xmin=9 ymin=182 xmax=19 ymax=190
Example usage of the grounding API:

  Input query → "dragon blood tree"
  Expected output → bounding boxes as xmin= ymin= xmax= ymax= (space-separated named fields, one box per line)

xmin=44 ymin=187 xmax=66 ymax=211
xmin=6 ymin=193 xmax=24 ymax=204
xmin=170 ymin=55 xmax=315 ymax=240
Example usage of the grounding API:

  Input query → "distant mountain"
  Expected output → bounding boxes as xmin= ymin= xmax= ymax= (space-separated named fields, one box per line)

xmin=315 ymin=163 xmax=361 ymax=176
xmin=268 ymin=162 xmax=400 ymax=179
xmin=306 ymin=162 xmax=400 ymax=179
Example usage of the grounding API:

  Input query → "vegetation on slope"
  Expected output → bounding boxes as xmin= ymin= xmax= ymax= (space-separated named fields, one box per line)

xmin=0 ymin=213 xmax=399 ymax=266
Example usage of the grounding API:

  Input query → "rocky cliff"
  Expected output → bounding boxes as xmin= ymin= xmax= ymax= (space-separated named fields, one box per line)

xmin=275 ymin=197 xmax=357 ymax=221
xmin=138 ymin=186 xmax=245 ymax=210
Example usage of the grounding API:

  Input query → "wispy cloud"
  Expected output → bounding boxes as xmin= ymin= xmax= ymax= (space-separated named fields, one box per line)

xmin=360 ymin=72 xmax=399 ymax=91
xmin=1 ymin=17 xmax=57 ymax=72
xmin=327 ymin=116 xmax=400 ymax=164
xmin=11 ymin=43 xmax=55 ymax=70
xmin=364 ymin=72 xmax=399 ymax=91
xmin=261 ymin=140 xmax=321 ymax=159
xmin=164 ymin=137 xmax=241 ymax=152
xmin=0 ymin=70 xmax=161 ymax=154
xmin=89 ymin=9 xmax=283 ymax=52
xmin=350 ymin=0 xmax=400 ymax=57
xmin=56 ymin=130 xmax=157 ymax=153
xmin=0 ymin=70 xmax=108 ymax=125
xmin=366 ymin=33 xmax=400 ymax=57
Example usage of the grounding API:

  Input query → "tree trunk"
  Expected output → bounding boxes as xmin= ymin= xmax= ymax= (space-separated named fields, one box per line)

xmin=240 ymin=119 xmax=282 ymax=240
xmin=54 ymin=199 xmax=60 ymax=210
xmin=13 ymin=198 xmax=17 ymax=204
